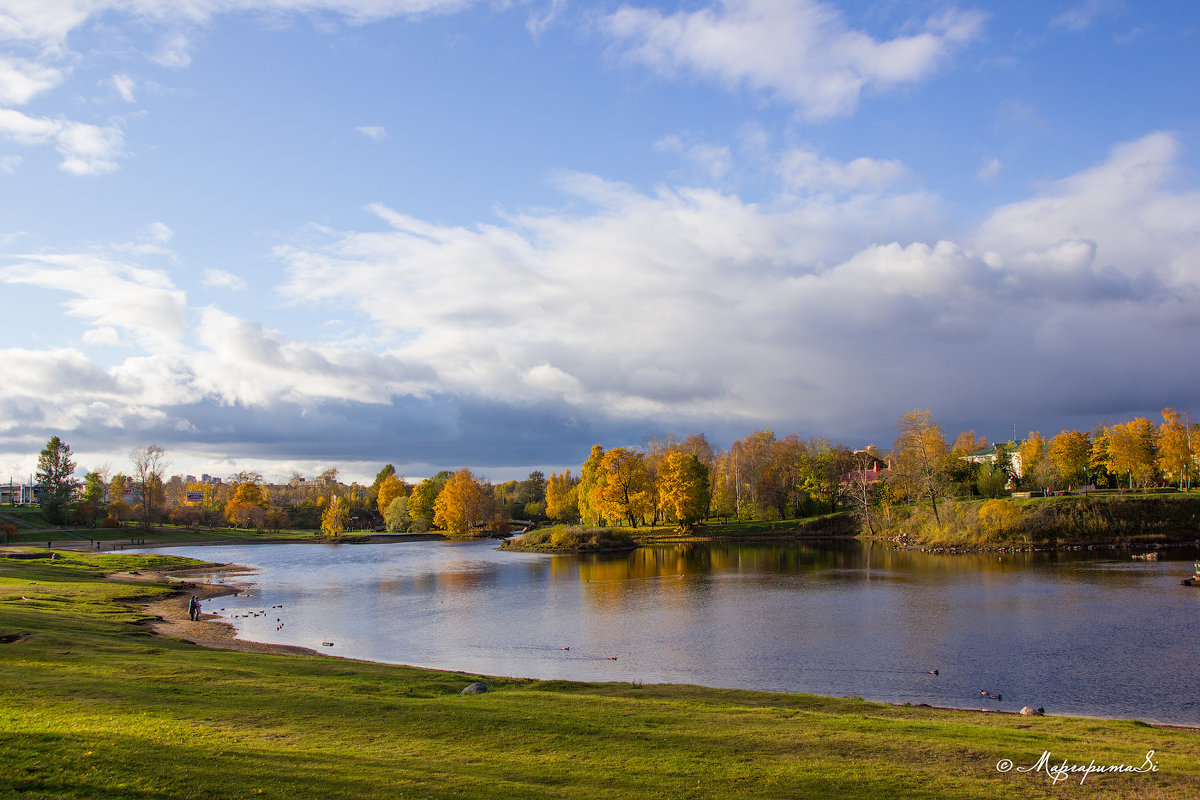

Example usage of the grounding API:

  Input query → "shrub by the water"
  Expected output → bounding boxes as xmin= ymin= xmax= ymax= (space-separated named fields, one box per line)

xmin=503 ymin=526 xmax=633 ymax=551
xmin=866 ymin=492 xmax=1200 ymax=548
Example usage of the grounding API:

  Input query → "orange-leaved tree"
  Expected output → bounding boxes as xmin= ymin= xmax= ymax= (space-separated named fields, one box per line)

xmin=225 ymin=480 xmax=269 ymax=530
xmin=433 ymin=468 xmax=487 ymax=535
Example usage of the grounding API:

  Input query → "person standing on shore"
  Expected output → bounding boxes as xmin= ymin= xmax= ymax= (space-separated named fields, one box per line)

xmin=188 ymin=596 xmax=198 ymax=621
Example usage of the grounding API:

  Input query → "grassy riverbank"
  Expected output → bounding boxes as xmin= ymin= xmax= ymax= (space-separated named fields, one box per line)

xmin=867 ymin=493 xmax=1200 ymax=550
xmin=2 ymin=552 xmax=1198 ymax=798
xmin=500 ymin=526 xmax=635 ymax=552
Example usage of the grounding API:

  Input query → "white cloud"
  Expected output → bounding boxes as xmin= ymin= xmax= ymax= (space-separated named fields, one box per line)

xmin=525 ymin=363 xmax=583 ymax=394
xmin=55 ymin=120 xmax=124 ymax=175
xmin=0 ymin=0 xmax=482 ymax=175
xmin=152 ymin=31 xmax=194 ymax=68
xmin=145 ymin=221 xmax=174 ymax=244
xmin=0 ymin=1 xmax=481 ymax=52
xmin=604 ymin=0 xmax=985 ymax=119
xmin=270 ymin=131 xmax=1200 ymax=433
xmin=0 ymin=107 xmax=60 ymax=145
xmin=0 ymin=109 xmax=124 ymax=175
xmin=0 ymin=56 xmax=64 ymax=105
xmin=974 ymin=132 xmax=1199 ymax=292
xmin=778 ymin=148 xmax=909 ymax=193
xmin=655 ymin=134 xmax=733 ymax=180
xmin=190 ymin=307 xmax=434 ymax=407
xmin=2 ymin=131 xmax=1198 ymax=467
xmin=1 ymin=253 xmax=187 ymax=349
xmin=110 ymin=74 xmax=136 ymax=102
xmin=526 ymin=0 xmax=565 ymax=37
xmin=1050 ymin=0 xmax=1123 ymax=32
xmin=355 ymin=125 xmax=388 ymax=141
xmin=202 ymin=268 xmax=247 ymax=291
xmin=977 ymin=157 xmax=1001 ymax=182
xmin=81 ymin=325 xmax=121 ymax=346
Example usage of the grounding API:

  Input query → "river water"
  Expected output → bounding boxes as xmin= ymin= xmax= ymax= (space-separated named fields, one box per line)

xmin=146 ymin=538 xmax=1200 ymax=725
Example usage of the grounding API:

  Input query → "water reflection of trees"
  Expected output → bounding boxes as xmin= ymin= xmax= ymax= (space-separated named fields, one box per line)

xmin=567 ymin=541 xmax=1176 ymax=601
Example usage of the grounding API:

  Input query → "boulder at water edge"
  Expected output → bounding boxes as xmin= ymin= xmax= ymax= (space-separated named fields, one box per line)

xmin=1019 ymin=706 xmax=1042 ymax=716
xmin=461 ymin=682 xmax=488 ymax=695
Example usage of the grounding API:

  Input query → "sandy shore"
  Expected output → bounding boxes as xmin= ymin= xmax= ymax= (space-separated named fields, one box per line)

xmin=120 ymin=567 xmax=324 ymax=658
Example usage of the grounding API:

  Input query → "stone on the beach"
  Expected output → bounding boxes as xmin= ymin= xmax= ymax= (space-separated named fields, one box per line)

xmin=1019 ymin=706 xmax=1041 ymax=716
xmin=461 ymin=682 xmax=488 ymax=695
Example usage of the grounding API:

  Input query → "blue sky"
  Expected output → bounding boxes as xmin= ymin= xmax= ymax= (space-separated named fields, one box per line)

xmin=2 ymin=0 xmax=1198 ymax=484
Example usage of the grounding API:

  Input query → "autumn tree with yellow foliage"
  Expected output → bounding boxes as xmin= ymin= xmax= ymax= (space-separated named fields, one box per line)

xmin=545 ymin=469 xmax=580 ymax=523
xmin=657 ymin=451 xmax=709 ymax=530
xmin=591 ymin=447 xmax=654 ymax=528
xmin=433 ymin=468 xmax=488 ymax=535
xmin=225 ymin=480 xmax=269 ymax=530
xmin=321 ymin=495 xmax=349 ymax=538
xmin=1048 ymin=429 xmax=1091 ymax=490
xmin=1158 ymin=408 xmax=1196 ymax=491
xmin=376 ymin=474 xmax=409 ymax=517
xmin=1103 ymin=417 xmax=1157 ymax=491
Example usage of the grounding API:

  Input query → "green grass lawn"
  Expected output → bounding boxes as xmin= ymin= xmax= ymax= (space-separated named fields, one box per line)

xmin=1 ymin=552 xmax=1196 ymax=798
xmin=4 ymin=523 xmax=324 ymax=548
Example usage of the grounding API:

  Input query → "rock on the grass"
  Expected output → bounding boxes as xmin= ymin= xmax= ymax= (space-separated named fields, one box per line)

xmin=1020 ymin=706 xmax=1042 ymax=716
xmin=461 ymin=682 xmax=488 ymax=695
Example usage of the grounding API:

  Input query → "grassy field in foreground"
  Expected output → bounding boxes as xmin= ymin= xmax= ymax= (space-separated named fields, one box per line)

xmin=1 ymin=553 xmax=1197 ymax=799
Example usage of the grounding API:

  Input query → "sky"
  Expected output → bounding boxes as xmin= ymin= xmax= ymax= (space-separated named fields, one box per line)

xmin=1 ymin=0 xmax=1198 ymax=485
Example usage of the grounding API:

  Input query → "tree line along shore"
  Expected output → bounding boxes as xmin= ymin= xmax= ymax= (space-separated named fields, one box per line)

xmin=10 ymin=406 xmax=1199 ymax=551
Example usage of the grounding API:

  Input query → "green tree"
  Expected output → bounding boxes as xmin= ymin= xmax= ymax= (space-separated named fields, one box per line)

xmin=36 ymin=436 xmax=77 ymax=525
xmin=408 ymin=472 xmax=449 ymax=529
xmin=373 ymin=464 xmax=397 ymax=486
xmin=976 ymin=462 xmax=1008 ymax=498
xmin=384 ymin=496 xmax=411 ymax=532
xmin=78 ymin=471 xmax=106 ymax=526
xmin=805 ymin=438 xmax=853 ymax=515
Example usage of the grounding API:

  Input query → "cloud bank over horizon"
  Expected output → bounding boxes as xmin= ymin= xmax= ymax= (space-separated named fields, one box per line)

xmin=1 ymin=1 xmax=1198 ymax=482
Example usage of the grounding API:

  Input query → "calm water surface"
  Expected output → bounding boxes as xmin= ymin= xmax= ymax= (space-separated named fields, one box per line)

xmin=147 ymin=539 xmax=1200 ymax=725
